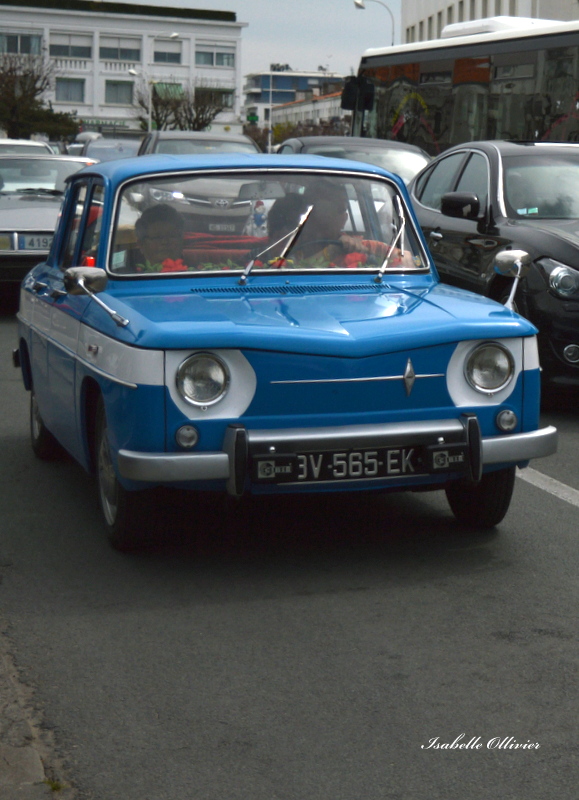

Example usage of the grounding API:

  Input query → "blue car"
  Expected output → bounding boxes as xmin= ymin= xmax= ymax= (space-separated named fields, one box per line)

xmin=14 ymin=153 xmax=557 ymax=550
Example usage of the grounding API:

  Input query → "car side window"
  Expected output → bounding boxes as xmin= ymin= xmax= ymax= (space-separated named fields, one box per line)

xmin=455 ymin=152 xmax=489 ymax=212
xmin=80 ymin=184 xmax=105 ymax=266
xmin=415 ymin=152 xmax=465 ymax=211
xmin=61 ymin=183 xmax=88 ymax=269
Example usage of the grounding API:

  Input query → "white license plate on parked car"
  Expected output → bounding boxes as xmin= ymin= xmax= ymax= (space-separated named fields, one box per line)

xmin=19 ymin=234 xmax=53 ymax=251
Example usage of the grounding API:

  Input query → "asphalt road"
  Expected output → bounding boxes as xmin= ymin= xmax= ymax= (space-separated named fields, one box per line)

xmin=1 ymin=308 xmax=578 ymax=800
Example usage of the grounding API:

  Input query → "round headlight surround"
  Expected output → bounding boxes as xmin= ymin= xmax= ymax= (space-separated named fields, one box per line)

xmin=465 ymin=342 xmax=515 ymax=395
xmin=176 ymin=352 xmax=230 ymax=407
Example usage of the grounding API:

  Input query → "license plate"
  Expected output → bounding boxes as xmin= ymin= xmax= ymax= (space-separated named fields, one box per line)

xmin=208 ymin=223 xmax=236 ymax=232
xmin=253 ymin=443 xmax=469 ymax=484
xmin=18 ymin=234 xmax=53 ymax=251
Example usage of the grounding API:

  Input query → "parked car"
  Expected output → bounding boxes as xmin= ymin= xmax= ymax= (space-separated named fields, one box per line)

xmin=137 ymin=130 xmax=261 ymax=156
xmin=81 ymin=137 xmax=142 ymax=162
xmin=0 ymin=138 xmax=54 ymax=155
xmin=15 ymin=153 xmax=556 ymax=551
xmin=277 ymin=136 xmax=430 ymax=184
xmin=0 ymin=155 xmax=96 ymax=295
xmin=409 ymin=141 xmax=579 ymax=387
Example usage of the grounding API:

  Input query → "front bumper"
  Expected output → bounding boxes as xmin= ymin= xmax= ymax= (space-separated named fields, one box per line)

xmin=117 ymin=418 xmax=558 ymax=492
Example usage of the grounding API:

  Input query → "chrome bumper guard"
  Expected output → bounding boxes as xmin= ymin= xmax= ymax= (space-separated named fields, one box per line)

xmin=117 ymin=418 xmax=557 ymax=491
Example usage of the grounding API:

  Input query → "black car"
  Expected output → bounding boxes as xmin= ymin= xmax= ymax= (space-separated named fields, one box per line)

xmin=409 ymin=141 xmax=579 ymax=387
xmin=277 ymin=136 xmax=430 ymax=184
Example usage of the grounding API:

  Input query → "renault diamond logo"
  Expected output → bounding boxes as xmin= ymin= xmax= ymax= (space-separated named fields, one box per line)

xmin=403 ymin=358 xmax=416 ymax=396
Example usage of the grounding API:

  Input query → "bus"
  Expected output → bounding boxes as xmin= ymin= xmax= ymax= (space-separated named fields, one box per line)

xmin=342 ymin=17 xmax=579 ymax=156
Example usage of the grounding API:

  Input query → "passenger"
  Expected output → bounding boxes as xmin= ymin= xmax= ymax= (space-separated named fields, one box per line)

xmin=134 ymin=203 xmax=186 ymax=272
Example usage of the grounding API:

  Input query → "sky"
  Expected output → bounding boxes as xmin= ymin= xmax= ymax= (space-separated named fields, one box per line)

xmin=121 ymin=0 xmax=402 ymax=77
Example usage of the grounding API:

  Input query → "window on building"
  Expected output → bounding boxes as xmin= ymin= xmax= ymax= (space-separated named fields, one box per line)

xmin=428 ymin=16 xmax=434 ymax=38
xmin=154 ymin=39 xmax=181 ymax=64
xmin=195 ymin=49 xmax=235 ymax=67
xmin=447 ymin=6 xmax=454 ymax=26
xmin=495 ymin=0 xmax=502 ymax=13
xmin=105 ymin=80 xmax=133 ymax=104
xmin=459 ymin=1 xmax=464 ymax=21
xmin=0 ymin=32 xmax=42 ymax=55
xmin=55 ymin=78 xmax=85 ymax=103
xmin=419 ymin=21 xmax=424 ymax=40
xmin=509 ymin=0 xmax=516 ymax=12
xmin=437 ymin=11 xmax=443 ymax=37
xmin=99 ymin=37 xmax=140 ymax=62
xmin=482 ymin=0 xmax=488 ymax=14
xmin=49 ymin=34 xmax=91 ymax=59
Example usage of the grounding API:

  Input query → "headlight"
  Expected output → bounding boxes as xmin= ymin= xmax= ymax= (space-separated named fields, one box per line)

xmin=150 ymin=188 xmax=186 ymax=203
xmin=465 ymin=343 xmax=514 ymax=394
xmin=176 ymin=353 xmax=230 ymax=406
xmin=538 ymin=258 xmax=579 ymax=297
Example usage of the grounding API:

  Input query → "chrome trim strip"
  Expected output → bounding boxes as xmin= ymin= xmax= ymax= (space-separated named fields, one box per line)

xmin=271 ymin=373 xmax=444 ymax=385
xmin=118 ymin=450 xmax=230 ymax=482
xmin=482 ymin=425 xmax=558 ymax=464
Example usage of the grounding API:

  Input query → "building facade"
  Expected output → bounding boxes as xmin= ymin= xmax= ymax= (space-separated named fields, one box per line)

xmin=271 ymin=92 xmax=349 ymax=132
xmin=402 ymin=0 xmax=577 ymax=43
xmin=243 ymin=66 xmax=343 ymax=127
xmin=0 ymin=0 xmax=246 ymax=135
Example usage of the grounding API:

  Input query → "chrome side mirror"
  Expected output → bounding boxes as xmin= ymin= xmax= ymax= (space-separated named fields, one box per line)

xmin=494 ymin=250 xmax=531 ymax=310
xmin=63 ymin=267 xmax=129 ymax=327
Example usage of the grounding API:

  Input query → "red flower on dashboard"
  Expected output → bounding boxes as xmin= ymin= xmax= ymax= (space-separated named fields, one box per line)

xmin=161 ymin=258 xmax=186 ymax=273
xmin=343 ymin=252 xmax=368 ymax=268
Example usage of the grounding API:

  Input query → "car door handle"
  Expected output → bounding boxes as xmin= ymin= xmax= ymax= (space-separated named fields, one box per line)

xmin=429 ymin=231 xmax=443 ymax=241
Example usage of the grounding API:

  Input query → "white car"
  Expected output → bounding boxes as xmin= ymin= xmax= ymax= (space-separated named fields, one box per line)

xmin=0 ymin=138 xmax=54 ymax=155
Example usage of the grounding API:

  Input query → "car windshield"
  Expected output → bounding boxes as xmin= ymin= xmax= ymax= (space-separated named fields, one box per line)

xmin=110 ymin=170 xmax=427 ymax=276
xmin=0 ymin=157 xmax=86 ymax=194
xmin=155 ymin=139 xmax=259 ymax=155
xmin=503 ymin=153 xmax=579 ymax=219
xmin=304 ymin=145 xmax=430 ymax=183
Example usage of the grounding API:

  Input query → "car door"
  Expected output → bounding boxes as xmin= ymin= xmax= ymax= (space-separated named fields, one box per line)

xmin=29 ymin=178 xmax=105 ymax=461
xmin=413 ymin=149 xmax=509 ymax=294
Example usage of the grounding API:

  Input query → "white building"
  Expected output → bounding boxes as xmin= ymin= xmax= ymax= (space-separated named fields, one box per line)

xmin=272 ymin=91 xmax=349 ymax=131
xmin=402 ymin=0 xmax=577 ymax=42
xmin=0 ymin=0 xmax=246 ymax=135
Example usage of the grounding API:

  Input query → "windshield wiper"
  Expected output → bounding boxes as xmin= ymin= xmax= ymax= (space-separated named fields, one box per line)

xmin=375 ymin=195 xmax=406 ymax=284
xmin=239 ymin=204 xmax=314 ymax=284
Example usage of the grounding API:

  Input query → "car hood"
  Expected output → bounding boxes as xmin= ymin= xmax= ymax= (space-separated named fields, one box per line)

xmin=0 ymin=193 xmax=62 ymax=229
xmin=98 ymin=279 xmax=536 ymax=357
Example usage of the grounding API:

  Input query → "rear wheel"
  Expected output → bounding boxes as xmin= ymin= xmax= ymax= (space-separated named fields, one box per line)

xmin=30 ymin=389 xmax=63 ymax=460
xmin=445 ymin=466 xmax=516 ymax=528
xmin=95 ymin=397 xmax=149 ymax=551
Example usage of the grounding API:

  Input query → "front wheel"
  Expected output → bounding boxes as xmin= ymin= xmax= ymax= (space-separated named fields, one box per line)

xmin=445 ymin=466 xmax=516 ymax=528
xmin=95 ymin=397 xmax=150 ymax=551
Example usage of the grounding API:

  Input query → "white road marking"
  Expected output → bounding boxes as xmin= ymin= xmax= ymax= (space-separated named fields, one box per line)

xmin=517 ymin=467 xmax=579 ymax=509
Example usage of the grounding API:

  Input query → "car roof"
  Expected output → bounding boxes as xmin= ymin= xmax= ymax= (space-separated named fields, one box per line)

xmin=290 ymin=136 xmax=428 ymax=154
xmin=73 ymin=152 xmax=406 ymax=189
xmin=0 ymin=153 xmax=95 ymax=163
xmin=148 ymin=131 xmax=255 ymax=143
xmin=443 ymin=140 xmax=579 ymax=156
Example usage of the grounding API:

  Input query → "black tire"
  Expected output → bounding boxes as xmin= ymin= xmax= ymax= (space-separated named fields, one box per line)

xmin=95 ymin=397 xmax=150 ymax=552
xmin=30 ymin=389 xmax=63 ymax=460
xmin=445 ymin=466 xmax=516 ymax=529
